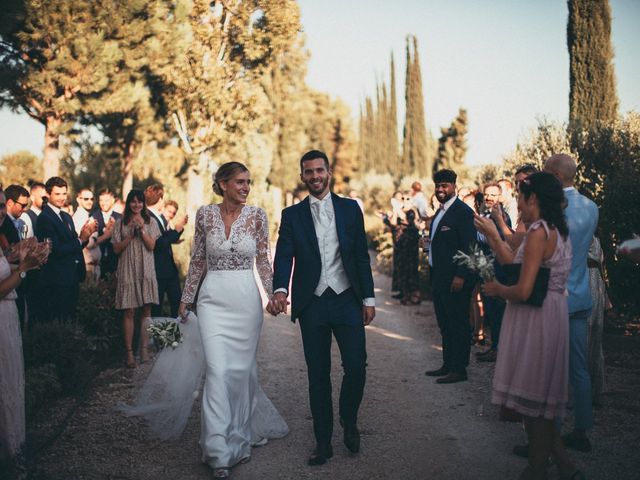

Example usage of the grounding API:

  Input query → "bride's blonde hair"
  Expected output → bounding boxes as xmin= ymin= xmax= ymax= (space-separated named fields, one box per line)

xmin=212 ymin=162 xmax=249 ymax=196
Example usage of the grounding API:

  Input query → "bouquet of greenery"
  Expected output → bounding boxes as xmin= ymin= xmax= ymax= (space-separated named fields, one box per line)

xmin=453 ymin=243 xmax=495 ymax=281
xmin=147 ymin=319 xmax=183 ymax=350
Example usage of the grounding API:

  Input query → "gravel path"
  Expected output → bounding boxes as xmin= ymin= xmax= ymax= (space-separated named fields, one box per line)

xmin=29 ymin=269 xmax=640 ymax=479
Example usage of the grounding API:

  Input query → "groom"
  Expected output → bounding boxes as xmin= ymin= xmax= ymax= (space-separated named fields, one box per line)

xmin=268 ymin=150 xmax=375 ymax=466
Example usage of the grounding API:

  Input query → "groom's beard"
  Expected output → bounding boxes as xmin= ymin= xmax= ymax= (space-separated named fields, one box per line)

xmin=305 ymin=177 xmax=330 ymax=196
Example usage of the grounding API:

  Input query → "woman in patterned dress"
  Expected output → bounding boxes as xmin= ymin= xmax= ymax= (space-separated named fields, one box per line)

xmin=112 ymin=190 xmax=161 ymax=368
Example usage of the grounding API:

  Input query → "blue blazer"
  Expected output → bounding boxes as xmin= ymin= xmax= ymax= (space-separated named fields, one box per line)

xmin=429 ymin=198 xmax=477 ymax=292
xmin=273 ymin=193 xmax=375 ymax=322
xmin=35 ymin=205 xmax=86 ymax=286
xmin=564 ymin=188 xmax=599 ymax=313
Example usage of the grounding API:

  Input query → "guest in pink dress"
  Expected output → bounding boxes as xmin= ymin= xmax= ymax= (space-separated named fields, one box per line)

xmin=475 ymin=172 xmax=583 ymax=480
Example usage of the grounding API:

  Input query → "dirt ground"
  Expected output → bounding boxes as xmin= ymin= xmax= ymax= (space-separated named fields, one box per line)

xmin=26 ymin=269 xmax=640 ymax=480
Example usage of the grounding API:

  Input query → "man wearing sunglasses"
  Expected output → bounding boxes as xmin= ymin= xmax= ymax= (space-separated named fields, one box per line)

xmin=0 ymin=184 xmax=31 ymax=328
xmin=73 ymin=188 xmax=101 ymax=280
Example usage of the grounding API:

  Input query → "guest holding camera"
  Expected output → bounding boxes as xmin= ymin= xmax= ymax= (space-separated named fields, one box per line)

xmin=112 ymin=190 xmax=161 ymax=368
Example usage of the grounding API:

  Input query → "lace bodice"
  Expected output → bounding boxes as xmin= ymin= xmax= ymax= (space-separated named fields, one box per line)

xmin=514 ymin=219 xmax=572 ymax=294
xmin=181 ymin=205 xmax=273 ymax=304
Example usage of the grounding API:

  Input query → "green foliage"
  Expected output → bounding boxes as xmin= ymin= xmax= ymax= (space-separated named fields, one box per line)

xmin=75 ymin=275 xmax=122 ymax=359
xmin=23 ymin=322 xmax=94 ymax=393
xmin=575 ymin=113 xmax=640 ymax=316
xmin=350 ymin=171 xmax=396 ymax=214
xmin=568 ymin=0 xmax=618 ymax=133
xmin=434 ymin=108 xmax=469 ymax=172
xmin=501 ymin=121 xmax=576 ymax=175
xmin=24 ymin=364 xmax=62 ymax=417
xmin=0 ymin=150 xmax=43 ymax=187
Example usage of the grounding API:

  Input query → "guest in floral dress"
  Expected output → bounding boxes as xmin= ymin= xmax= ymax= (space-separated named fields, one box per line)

xmin=475 ymin=172 xmax=584 ymax=480
xmin=112 ymin=190 xmax=161 ymax=368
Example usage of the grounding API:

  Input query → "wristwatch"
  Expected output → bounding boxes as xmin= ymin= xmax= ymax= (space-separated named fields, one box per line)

xmin=18 ymin=270 xmax=26 ymax=279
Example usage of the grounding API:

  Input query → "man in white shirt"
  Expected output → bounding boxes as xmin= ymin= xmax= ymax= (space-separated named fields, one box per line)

xmin=269 ymin=150 xmax=375 ymax=466
xmin=20 ymin=182 xmax=47 ymax=238
xmin=73 ymin=188 xmax=101 ymax=280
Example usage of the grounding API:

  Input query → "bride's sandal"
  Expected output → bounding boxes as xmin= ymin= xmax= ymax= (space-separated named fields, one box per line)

xmin=212 ymin=468 xmax=230 ymax=478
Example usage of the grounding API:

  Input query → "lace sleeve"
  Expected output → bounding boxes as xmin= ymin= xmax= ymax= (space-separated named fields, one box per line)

xmin=181 ymin=206 xmax=207 ymax=305
xmin=254 ymin=207 xmax=273 ymax=297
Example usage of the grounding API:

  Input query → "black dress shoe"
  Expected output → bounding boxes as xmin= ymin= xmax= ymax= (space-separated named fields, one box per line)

xmin=340 ymin=419 xmax=360 ymax=453
xmin=436 ymin=372 xmax=468 ymax=384
xmin=425 ymin=366 xmax=450 ymax=377
xmin=308 ymin=443 xmax=333 ymax=466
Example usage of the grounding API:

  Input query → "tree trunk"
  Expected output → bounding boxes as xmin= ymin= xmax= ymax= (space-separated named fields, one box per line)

xmin=43 ymin=115 xmax=61 ymax=180
xmin=186 ymin=165 xmax=205 ymax=219
xmin=121 ymin=143 xmax=135 ymax=198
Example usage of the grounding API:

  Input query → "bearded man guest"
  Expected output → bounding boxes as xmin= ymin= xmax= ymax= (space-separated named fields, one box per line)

xmin=35 ymin=177 xmax=96 ymax=322
xmin=425 ymin=169 xmax=477 ymax=384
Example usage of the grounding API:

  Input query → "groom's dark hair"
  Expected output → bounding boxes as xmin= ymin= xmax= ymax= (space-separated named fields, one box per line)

xmin=300 ymin=150 xmax=330 ymax=171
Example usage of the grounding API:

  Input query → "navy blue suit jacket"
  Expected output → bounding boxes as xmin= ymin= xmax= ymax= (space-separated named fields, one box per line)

xmin=273 ymin=193 xmax=374 ymax=322
xmin=150 ymin=213 xmax=182 ymax=280
xmin=35 ymin=205 xmax=86 ymax=286
xmin=429 ymin=198 xmax=476 ymax=292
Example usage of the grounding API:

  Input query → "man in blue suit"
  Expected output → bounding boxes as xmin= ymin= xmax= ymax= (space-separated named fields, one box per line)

xmin=545 ymin=154 xmax=598 ymax=453
xmin=425 ymin=169 xmax=477 ymax=384
xmin=269 ymin=150 xmax=375 ymax=466
xmin=35 ymin=177 xmax=96 ymax=322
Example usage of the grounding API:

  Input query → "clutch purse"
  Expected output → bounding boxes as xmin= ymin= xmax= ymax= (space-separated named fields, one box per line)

xmin=502 ymin=263 xmax=550 ymax=307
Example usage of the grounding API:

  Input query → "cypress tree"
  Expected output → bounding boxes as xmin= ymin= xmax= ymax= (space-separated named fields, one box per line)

xmin=435 ymin=108 xmax=468 ymax=171
xmin=401 ymin=36 xmax=430 ymax=179
xmin=568 ymin=0 xmax=618 ymax=132
xmin=388 ymin=53 xmax=400 ymax=178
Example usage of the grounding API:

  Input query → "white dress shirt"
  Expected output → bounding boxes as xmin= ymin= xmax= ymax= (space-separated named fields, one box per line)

xmin=20 ymin=207 xmax=41 ymax=238
xmin=428 ymin=195 xmax=457 ymax=267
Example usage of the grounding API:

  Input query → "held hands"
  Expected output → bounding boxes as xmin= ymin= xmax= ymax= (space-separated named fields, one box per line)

xmin=266 ymin=292 xmax=289 ymax=316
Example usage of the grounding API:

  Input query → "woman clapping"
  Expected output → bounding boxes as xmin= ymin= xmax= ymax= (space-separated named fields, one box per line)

xmin=112 ymin=190 xmax=161 ymax=368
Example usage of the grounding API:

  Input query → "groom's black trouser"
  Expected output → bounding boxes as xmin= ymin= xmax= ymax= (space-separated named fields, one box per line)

xmin=299 ymin=288 xmax=367 ymax=446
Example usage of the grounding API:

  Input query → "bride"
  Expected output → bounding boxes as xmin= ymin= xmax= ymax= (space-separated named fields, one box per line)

xmin=178 ymin=161 xmax=288 ymax=478
xmin=123 ymin=161 xmax=288 ymax=479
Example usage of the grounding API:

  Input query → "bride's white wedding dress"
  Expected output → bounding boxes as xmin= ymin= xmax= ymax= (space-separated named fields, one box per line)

xmin=121 ymin=204 xmax=288 ymax=469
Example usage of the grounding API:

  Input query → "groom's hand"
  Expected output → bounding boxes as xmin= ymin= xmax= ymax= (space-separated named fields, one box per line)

xmin=269 ymin=292 xmax=289 ymax=315
xmin=363 ymin=306 xmax=375 ymax=326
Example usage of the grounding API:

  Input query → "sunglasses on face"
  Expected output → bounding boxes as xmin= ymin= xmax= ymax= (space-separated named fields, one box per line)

xmin=15 ymin=201 xmax=28 ymax=209
xmin=81 ymin=197 xmax=94 ymax=201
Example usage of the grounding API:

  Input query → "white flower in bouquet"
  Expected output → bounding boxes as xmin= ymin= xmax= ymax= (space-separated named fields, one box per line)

xmin=453 ymin=243 xmax=495 ymax=281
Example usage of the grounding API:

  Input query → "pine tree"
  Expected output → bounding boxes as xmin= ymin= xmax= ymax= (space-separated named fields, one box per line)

xmin=568 ymin=0 xmax=618 ymax=132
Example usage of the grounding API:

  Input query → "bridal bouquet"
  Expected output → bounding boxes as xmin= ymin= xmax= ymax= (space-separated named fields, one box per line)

xmin=147 ymin=320 xmax=183 ymax=349
xmin=453 ymin=243 xmax=495 ymax=281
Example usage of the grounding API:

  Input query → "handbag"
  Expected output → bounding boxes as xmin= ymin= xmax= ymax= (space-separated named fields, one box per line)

xmin=502 ymin=263 xmax=550 ymax=307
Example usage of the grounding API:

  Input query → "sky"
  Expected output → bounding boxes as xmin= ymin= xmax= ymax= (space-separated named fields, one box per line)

xmin=1 ymin=0 xmax=639 ymax=167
